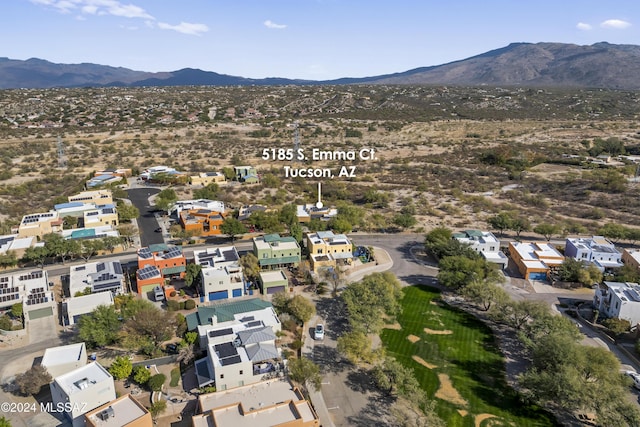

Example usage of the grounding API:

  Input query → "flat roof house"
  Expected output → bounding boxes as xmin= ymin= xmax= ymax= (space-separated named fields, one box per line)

xmin=509 ymin=241 xmax=564 ymax=281
xmin=41 ymin=342 xmax=87 ymax=378
xmin=179 ymin=209 xmax=225 ymax=237
xmin=0 ymin=234 xmax=36 ymax=258
xmin=594 ymin=281 xmax=640 ymax=326
xmin=16 ymin=211 xmax=63 ymax=239
xmin=258 ymin=270 xmax=289 ymax=295
xmin=84 ymin=394 xmax=152 ymax=427
xmin=453 ymin=230 xmax=508 ymax=269
xmin=194 ymin=246 xmax=240 ymax=268
xmin=306 ymin=231 xmax=353 ymax=273
xmin=253 ymin=234 xmax=301 ymax=269
xmin=565 ymin=236 xmax=623 ymax=272
xmin=50 ymin=362 xmax=116 ymax=427
xmin=190 ymin=172 xmax=227 ymax=187
xmin=68 ymin=190 xmax=114 ymax=206
xmin=63 ymin=292 xmax=114 ymax=326
xmin=68 ymin=261 xmax=125 ymax=296
xmin=193 ymin=379 xmax=319 ymax=427
xmin=137 ymin=244 xmax=186 ymax=285
xmin=0 ymin=270 xmax=55 ymax=320
xmin=201 ymin=264 xmax=245 ymax=302
xmin=169 ymin=199 xmax=225 ymax=217
xmin=622 ymin=248 xmax=640 ymax=273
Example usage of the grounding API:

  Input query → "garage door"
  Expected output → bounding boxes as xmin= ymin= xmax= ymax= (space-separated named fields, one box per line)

xmin=232 ymin=288 xmax=243 ymax=298
xmin=28 ymin=307 xmax=53 ymax=320
xmin=267 ymin=286 xmax=286 ymax=295
xmin=528 ymin=272 xmax=547 ymax=281
xmin=209 ymin=290 xmax=228 ymax=301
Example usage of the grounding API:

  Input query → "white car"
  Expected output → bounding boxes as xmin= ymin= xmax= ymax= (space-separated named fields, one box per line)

xmin=314 ymin=324 xmax=325 ymax=340
xmin=624 ymin=370 xmax=640 ymax=389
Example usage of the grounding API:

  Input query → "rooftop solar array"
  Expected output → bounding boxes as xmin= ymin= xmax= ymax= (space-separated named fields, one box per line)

xmin=246 ymin=320 xmax=263 ymax=328
xmin=93 ymin=282 xmax=121 ymax=292
xmin=162 ymin=247 xmax=182 ymax=259
xmin=208 ymin=327 xmax=233 ymax=338
xmin=214 ymin=342 xmax=241 ymax=366
xmin=22 ymin=212 xmax=55 ymax=224
xmin=0 ymin=277 xmax=9 ymax=283
xmin=138 ymin=265 xmax=159 ymax=279
xmin=96 ymin=263 xmax=105 ymax=272
xmin=113 ymin=263 xmax=123 ymax=275
xmin=138 ymin=248 xmax=152 ymax=259
xmin=19 ymin=271 xmax=43 ymax=281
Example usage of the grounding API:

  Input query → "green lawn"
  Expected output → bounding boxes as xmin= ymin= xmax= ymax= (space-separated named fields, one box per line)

xmin=380 ymin=286 xmax=557 ymax=427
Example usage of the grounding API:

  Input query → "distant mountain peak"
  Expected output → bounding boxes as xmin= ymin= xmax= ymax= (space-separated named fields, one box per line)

xmin=1 ymin=41 xmax=640 ymax=89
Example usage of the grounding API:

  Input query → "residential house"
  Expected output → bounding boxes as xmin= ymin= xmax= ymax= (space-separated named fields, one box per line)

xmin=82 ymin=204 xmax=118 ymax=228
xmin=238 ymin=204 xmax=267 ymax=221
xmin=84 ymin=394 xmax=152 ymax=427
xmin=190 ymin=172 xmax=227 ymax=186
xmin=258 ymin=270 xmax=289 ymax=295
xmin=186 ymin=298 xmax=276 ymax=332
xmin=296 ymin=204 xmax=338 ymax=223
xmin=194 ymin=246 xmax=240 ymax=269
xmin=41 ymin=342 xmax=88 ymax=378
xmin=253 ymin=234 xmax=301 ymax=269
xmin=169 ymin=199 xmax=225 ymax=217
xmin=193 ymin=379 xmax=319 ymax=427
xmin=50 ymin=362 xmax=116 ymax=427
xmin=194 ymin=246 xmax=245 ymax=302
xmin=179 ymin=209 xmax=225 ymax=237
xmin=509 ymin=241 xmax=564 ymax=281
xmin=93 ymin=168 xmax=132 ymax=178
xmin=137 ymin=244 xmax=186 ymax=281
xmin=565 ymin=236 xmax=624 ymax=272
xmin=593 ymin=281 xmax=640 ymax=326
xmin=54 ymin=202 xmax=98 ymax=219
xmin=86 ymin=174 xmax=122 ymax=189
xmin=135 ymin=265 xmax=163 ymax=295
xmin=63 ymin=292 xmax=114 ymax=326
xmin=0 ymin=234 xmax=36 ymax=259
xmin=68 ymin=261 xmax=125 ymax=296
xmin=68 ymin=190 xmax=114 ymax=206
xmin=0 ymin=270 xmax=55 ymax=320
xmin=233 ymin=166 xmax=259 ymax=183
xmin=453 ymin=230 xmax=509 ymax=269
xmin=622 ymin=248 xmax=640 ymax=273
xmin=193 ymin=300 xmax=282 ymax=390
xmin=306 ymin=231 xmax=353 ymax=273
xmin=16 ymin=211 xmax=63 ymax=239
xmin=139 ymin=166 xmax=176 ymax=181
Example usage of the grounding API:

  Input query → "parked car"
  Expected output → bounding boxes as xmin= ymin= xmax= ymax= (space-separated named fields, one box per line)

xmin=165 ymin=343 xmax=178 ymax=354
xmin=314 ymin=324 xmax=325 ymax=340
xmin=154 ymin=227 xmax=162 ymax=232
xmin=153 ymin=286 xmax=165 ymax=302
xmin=624 ymin=370 xmax=640 ymax=389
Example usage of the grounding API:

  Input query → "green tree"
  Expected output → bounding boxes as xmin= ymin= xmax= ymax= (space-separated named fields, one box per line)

xmin=342 ymin=272 xmax=402 ymax=334
xmin=155 ymin=188 xmax=178 ymax=212
xmin=372 ymin=357 xmax=422 ymax=397
xmin=557 ymin=257 xmax=583 ymax=282
xmin=148 ymin=374 xmax=166 ymax=392
xmin=0 ymin=415 xmax=12 ymax=427
xmin=492 ymin=300 xmax=549 ymax=330
xmin=78 ymin=305 xmax=121 ymax=347
xmin=0 ymin=251 xmax=17 ymax=269
xmin=102 ymin=236 xmax=123 ymax=253
xmin=602 ymin=318 xmax=631 ymax=335
xmin=21 ymin=246 xmax=49 ymax=268
xmin=461 ymin=281 xmax=509 ymax=311
xmin=487 ymin=212 xmax=514 ymax=237
xmin=337 ymin=331 xmax=377 ymax=365
xmin=220 ymin=217 xmax=247 ymax=241
xmin=599 ymin=223 xmax=628 ymax=243
xmin=287 ymin=295 xmax=316 ymax=326
xmin=510 ymin=216 xmax=531 ymax=239
xmin=437 ymin=255 xmax=487 ymax=289
xmin=533 ymin=223 xmax=561 ymax=241
xmin=10 ymin=302 xmax=23 ymax=319
xmin=108 ymin=356 xmax=133 ymax=380
xmin=249 ymin=211 xmax=284 ymax=234
xmin=184 ymin=331 xmax=198 ymax=345
xmin=78 ymin=239 xmax=105 ymax=262
xmin=133 ymin=365 xmax=151 ymax=385
xmin=184 ymin=263 xmax=202 ymax=289
xmin=393 ymin=213 xmax=417 ymax=230
xmin=193 ymin=183 xmax=219 ymax=200
xmin=117 ymin=202 xmax=140 ymax=222
xmin=287 ymin=357 xmax=321 ymax=391
xmin=279 ymin=204 xmax=298 ymax=227
xmin=240 ymin=253 xmax=260 ymax=284
xmin=117 ymin=224 xmax=137 ymax=248
xmin=149 ymin=400 xmax=167 ymax=421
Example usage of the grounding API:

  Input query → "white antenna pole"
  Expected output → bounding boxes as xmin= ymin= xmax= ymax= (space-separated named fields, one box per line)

xmin=316 ymin=182 xmax=323 ymax=209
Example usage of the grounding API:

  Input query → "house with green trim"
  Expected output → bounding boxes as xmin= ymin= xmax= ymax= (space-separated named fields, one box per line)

xmin=252 ymin=234 xmax=301 ymax=269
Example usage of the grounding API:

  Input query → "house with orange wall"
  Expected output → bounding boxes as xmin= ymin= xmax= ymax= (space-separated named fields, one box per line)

xmin=509 ymin=241 xmax=564 ymax=281
xmin=136 ymin=244 xmax=186 ymax=294
xmin=179 ymin=209 xmax=225 ymax=237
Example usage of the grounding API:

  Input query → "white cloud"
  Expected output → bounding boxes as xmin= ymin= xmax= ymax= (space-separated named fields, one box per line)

xmin=264 ymin=20 xmax=287 ymax=29
xmin=600 ymin=19 xmax=631 ymax=29
xmin=31 ymin=0 xmax=154 ymax=20
xmin=576 ymin=22 xmax=592 ymax=31
xmin=158 ymin=22 xmax=209 ymax=36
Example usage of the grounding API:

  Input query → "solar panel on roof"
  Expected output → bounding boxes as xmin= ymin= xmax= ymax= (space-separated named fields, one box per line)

xmin=97 ymin=263 xmax=105 ymax=272
xmin=214 ymin=342 xmax=238 ymax=358
xmin=113 ymin=263 xmax=123 ymax=275
xmin=220 ymin=355 xmax=242 ymax=366
xmin=93 ymin=282 xmax=121 ymax=291
xmin=208 ymin=328 xmax=233 ymax=338
xmin=246 ymin=320 xmax=262 ymax=328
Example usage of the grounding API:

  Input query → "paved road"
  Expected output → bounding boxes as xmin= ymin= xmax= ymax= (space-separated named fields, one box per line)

xmin=126 ymin=187 xmax=162 ymax=247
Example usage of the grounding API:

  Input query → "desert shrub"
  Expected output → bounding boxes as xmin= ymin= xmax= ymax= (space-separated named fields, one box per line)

xmin=170 ymin=368 xmax=180 ymax=387
xmin=148 ymin=373 xmax=166 ymax=392
xmin=169 ymin=291 xmax=176 ymax=297
xmin=166 ymin=300 xmax=180 ymax=311
xmin=133 ymin=365 xmax=151 ymax=385
xmin=184 ymin=299 xmax=196 ymax=310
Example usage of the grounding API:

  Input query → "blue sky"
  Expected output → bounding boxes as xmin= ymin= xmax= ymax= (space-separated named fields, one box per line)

xmin=3 ymin=0 xmax=639 ymax=80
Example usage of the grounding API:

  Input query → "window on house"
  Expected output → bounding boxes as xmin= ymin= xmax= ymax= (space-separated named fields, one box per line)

xmin=239 ymin=370 xmax=243 ymax=375
xmin=490 ymin=247 xmax=495 ymax=251
xmin=581 ymin=253 xmax=588 ymax=259
xmin=220 ymin=374 xmax=224 ymax=379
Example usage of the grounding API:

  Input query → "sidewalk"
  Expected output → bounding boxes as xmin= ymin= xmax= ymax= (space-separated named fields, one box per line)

xmin=345 ymin=246 xmax=393 ymax=284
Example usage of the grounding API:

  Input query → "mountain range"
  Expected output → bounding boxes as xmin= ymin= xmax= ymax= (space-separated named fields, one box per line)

xmin=2 ymin=42 xmax=640 ymax=90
